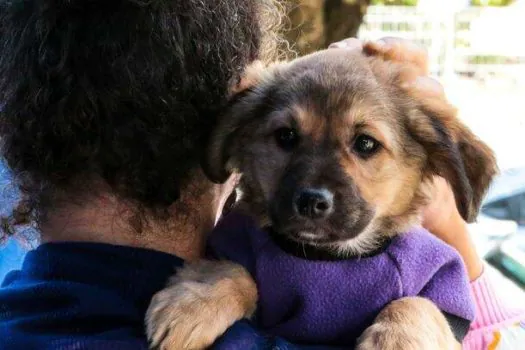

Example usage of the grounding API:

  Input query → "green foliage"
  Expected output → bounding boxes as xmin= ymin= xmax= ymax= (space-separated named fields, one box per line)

xmin=372 ymin=0 xmax=514 ymax=6
xmin=457 ymin=21 xmax=471 ymax=31
xmin=468 ymin=55 xmax=525 ymax=64
xmin=470 ymin=0 xmax=515 ymax=6
xmin=372 ymin=0 xmax=514 ymax=5
xmin=371 ymin=0 xmax=418 ymax=6
xmin=380 ymin=21 xmax=416 ymax=31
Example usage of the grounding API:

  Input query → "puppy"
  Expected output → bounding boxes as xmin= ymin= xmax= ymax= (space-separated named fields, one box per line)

xmin=146 ymin=45 xmax=497 ymax=350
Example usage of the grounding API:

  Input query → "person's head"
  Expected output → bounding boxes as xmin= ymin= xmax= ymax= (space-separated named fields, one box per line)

xmin=0 ymin=0 xmax=285 ymax=246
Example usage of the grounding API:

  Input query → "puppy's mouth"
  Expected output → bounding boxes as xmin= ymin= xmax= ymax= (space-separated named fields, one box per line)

xmin=270 ymin=208 xmax=373 ymax=247
xmin=289 ymin=230 xmax=333 ymax=245
xmin=269 ymin=181 xmax=375 ymax=256
xmin=269 ymin=218 xmax=338 ymax=245
xmin=270 ymin=219 xmax=346 ymax=246
xmin=266 ymin=226 xmax=344 ymax=261
xmin=297 ymin=231 xmax=328 ymax=242
xmin=268 ymin=222 xmax=390 ymax=261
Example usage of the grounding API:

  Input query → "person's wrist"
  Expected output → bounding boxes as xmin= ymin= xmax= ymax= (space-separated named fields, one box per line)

xmin=426 ymin=210 xmax=483 ymax=281
xmin=425 ymin=209 xmax=459 ymax=245
xmin=443 ymin=216 xmax=484 ymax=281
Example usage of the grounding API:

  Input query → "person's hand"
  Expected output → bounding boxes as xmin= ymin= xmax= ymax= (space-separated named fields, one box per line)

xmin=421 ymin=176 xmax=462 ymax=242
xmin=328 ymin=37 xmax=444 ymax=98
xmin=421 ymin=176 xmax=483 ymax=281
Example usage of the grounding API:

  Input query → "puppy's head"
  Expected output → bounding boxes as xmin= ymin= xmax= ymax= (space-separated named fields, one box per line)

xmin=204 ymin=48 xmax=497 ymax=255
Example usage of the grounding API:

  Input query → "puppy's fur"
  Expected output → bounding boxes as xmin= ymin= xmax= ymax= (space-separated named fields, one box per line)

xmin=146 ymin=45 xmax=497 ymax=349
xmin=206 ymin=46 xmax=495 ymax=256
xmin=146 ymin=261 xmax=257 ymax=350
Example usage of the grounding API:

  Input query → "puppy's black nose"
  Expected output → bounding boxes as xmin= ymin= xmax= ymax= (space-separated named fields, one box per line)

xmin=295 ymin=188 xmax=334 ymax=219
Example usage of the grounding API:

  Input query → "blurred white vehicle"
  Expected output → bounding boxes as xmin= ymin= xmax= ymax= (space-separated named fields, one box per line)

xmin=468 ymin=214 xmax=517 ymax=258
xmin=479 ymin=167 xmax=525 ymax=288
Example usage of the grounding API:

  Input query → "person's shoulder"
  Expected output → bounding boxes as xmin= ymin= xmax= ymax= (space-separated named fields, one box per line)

xmin=0 ymin=278 xmax=150 ymax=350
xmin=1 ymin=242 xmax=187 ymax=349
xmin=0 ymin=258 xmax=152 ymax=349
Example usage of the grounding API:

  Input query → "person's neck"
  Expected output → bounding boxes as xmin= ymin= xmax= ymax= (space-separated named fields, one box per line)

xmin=40 ymin=191 xmax=215 ymax=262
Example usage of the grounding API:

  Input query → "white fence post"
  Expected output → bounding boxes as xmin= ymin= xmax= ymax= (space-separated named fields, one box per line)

xmin=358 ymin=5 xmax=525 ymax=86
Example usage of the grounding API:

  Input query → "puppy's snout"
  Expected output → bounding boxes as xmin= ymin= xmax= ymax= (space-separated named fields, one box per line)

xmin=294 ymin=188 xmax=334 ymax=219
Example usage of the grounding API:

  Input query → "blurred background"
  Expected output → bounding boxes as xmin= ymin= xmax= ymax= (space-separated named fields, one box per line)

xmin=2 ymin=0 xmax=525 ymax=301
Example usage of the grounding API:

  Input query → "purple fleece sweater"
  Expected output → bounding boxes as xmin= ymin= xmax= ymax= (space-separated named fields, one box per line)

xmin=208 ymin=212 xmax=475 ymax=347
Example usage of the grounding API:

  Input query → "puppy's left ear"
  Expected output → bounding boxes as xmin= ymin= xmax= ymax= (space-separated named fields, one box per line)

xmin=202 ymin=60 xmax=269 ymax=184
xmin=406 ymin=90 xmax=498 ymax=222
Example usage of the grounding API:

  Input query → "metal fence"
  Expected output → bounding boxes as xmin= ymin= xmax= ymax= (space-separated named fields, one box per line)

xmin=358 ymin=5 xmax=525 ymax=84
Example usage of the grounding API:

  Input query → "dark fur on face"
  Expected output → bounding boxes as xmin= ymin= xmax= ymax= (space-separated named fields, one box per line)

xmin=205 ymin=48 xmax=497 ymax=256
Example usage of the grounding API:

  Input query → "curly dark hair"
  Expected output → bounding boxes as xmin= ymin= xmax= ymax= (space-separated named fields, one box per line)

xmin=0 ymin=0 xmax=286 ymax=239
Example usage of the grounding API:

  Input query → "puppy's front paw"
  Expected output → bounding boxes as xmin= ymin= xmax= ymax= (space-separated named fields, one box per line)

xmin=145 ymin=260 xmax=257 ymax=350
xmin=356 ymin=297 xmax=459 ymax=350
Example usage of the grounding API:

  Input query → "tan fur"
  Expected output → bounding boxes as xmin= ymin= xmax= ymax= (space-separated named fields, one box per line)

xmin=145 ymin=261 xmax=257 ymax=350
xmin=357 ymin=297 xmax=460 ymax=350
xmin=231 ymin=60 xmax=266 ymax=96
xmin=294 ymin=104 xmax=327 ymax=142
xmin=146 ymin=47 xmax=496 ymax=349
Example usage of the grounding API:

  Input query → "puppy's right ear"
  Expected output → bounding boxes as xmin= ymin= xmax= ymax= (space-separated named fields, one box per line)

xmin=406 ymin=88 xmax=497 ymax=222
xmin=202 ymin=61 xmax=268 ymax=184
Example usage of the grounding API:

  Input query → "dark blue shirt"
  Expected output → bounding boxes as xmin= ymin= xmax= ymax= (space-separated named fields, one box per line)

xmin=0 ymin=242 xmax=340 ymax=350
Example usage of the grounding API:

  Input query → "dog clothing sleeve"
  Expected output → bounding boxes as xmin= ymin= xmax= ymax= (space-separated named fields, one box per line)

xmin=387 ymin=228 xmax=476 ymax=341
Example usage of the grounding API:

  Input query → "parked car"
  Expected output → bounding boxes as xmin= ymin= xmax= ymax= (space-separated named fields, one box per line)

xmin=495 ymin=234 xmax=525 ymax=286
xmin=468 ymin=213 xmax=517 ymax=258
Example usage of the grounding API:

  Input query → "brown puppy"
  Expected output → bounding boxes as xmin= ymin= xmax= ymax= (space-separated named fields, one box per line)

xmin=146 ymin=46 xmax=497 ymax=349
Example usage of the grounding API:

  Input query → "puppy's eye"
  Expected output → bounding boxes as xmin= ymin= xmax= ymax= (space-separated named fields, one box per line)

xmin=274 ymin=127 xmax=299 ymax=151
xmin=353 ymin=134 xmax=381 ymax=158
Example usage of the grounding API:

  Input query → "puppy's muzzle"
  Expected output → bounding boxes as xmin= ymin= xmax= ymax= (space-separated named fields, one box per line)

xmin=294 ymin=188 xmax=334 ymax=220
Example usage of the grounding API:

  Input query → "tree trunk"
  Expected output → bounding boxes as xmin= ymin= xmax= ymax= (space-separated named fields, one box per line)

xmin=285 ymin=0 xmax=370 ymax=56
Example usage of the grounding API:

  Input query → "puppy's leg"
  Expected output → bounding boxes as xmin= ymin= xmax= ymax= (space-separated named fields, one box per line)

xmin=145 ymin=260 xmax=258 ymax=350
xmin=356 ymin=297 xmax=461 ymax=350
